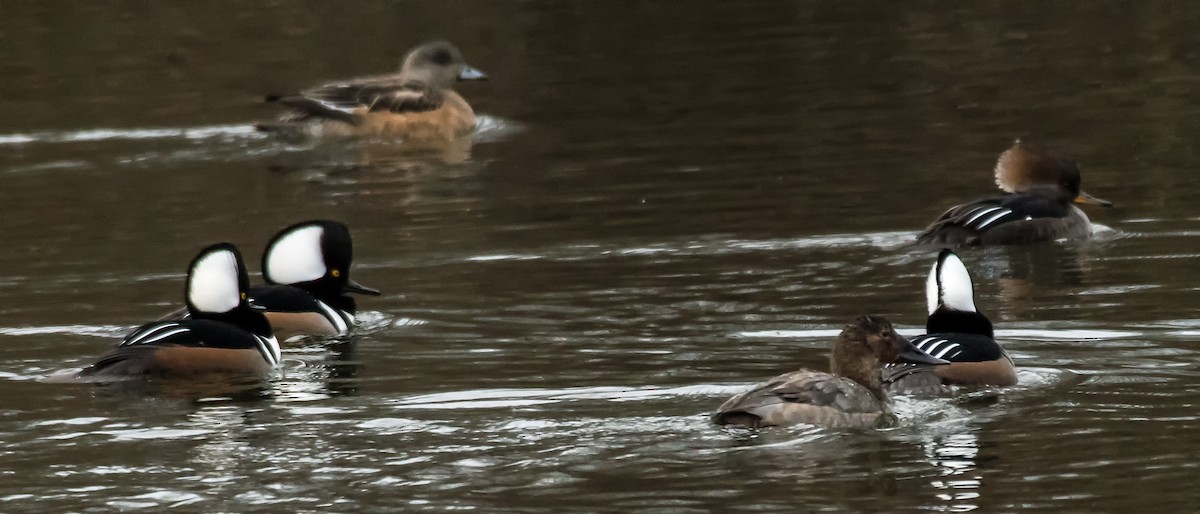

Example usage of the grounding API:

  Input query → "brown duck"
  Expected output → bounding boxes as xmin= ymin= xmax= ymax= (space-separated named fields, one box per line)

xmin=712 ymin=315 xmax=948 ymax=429
xmin=914 ymin=141 xmax=1112 ymax=246
xmin=257 ymin=41 xmax=487 ymax=141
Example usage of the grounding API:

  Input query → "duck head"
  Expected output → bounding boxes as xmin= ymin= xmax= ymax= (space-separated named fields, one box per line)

xmin=924 ymin=249 xmax=993 ymax=337
xmin=185 ymin=243 xmax=271 ymax=336
xmin=993 ymin=141 xmax=1112 ymax=207
xmin=831 ymin=315 xmax=948 ymax=398
xmin=401 ymin=41 xmax=487 ymax=87
xmin=262 ymin=220 xmax=381 ymax=306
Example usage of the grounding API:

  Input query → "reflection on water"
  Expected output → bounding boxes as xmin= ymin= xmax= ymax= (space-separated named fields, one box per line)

xmin=3 ymin=0 xmax=1200 ymax=512
xmin=926 ymin=431 xmax=982 ymax=512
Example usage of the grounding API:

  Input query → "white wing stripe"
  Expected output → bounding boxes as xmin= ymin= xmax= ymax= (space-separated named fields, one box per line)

xmin=121 ymin=323 xmax=181 ymax=346
xmin=255 ymin=335 xmax=282 ymax=366
xmin=911 ymin=336 xmax=936 ymax=349
xmin=919 ymin=339 xmax=949 ymax=354
xmin=932 ymin=343 xmax=961 ymax=359
xmin=316 ymin=300 xmax=349 ymax=335
xmin=963 ymin=206 xmax=1003 ymax=225
xmin=127 ymin=327 xmax=190 ymax=347
xmin=973 ymin=209 xmax=1013 ymax=229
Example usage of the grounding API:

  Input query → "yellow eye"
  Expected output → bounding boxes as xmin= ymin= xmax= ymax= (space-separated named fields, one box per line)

xmin=331 ymin=269 xmax=341 ymax=278
xmin=241 ymin=292 xmax=247 ymax=300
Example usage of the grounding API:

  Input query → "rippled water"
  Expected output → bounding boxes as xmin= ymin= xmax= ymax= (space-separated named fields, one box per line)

xmin=3 ymin=1 xmax=1200 ymax=512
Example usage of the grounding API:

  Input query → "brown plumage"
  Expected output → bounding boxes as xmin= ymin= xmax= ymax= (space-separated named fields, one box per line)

xmin=257 ymin=41 xmax=487 ymax=141
xmin=913 ymin=141 xmax=1112 ymax=246
xmin=712 ymin=315 xmax=947 ymax=429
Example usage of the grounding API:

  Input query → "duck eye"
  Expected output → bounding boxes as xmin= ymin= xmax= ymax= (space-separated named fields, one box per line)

xmin=430 ymin=49 xmax=453 ymax=65
xmin=331 ymin=269 xmax=341 ymax=278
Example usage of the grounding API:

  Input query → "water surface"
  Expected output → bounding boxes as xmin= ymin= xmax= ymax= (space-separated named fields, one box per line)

xmin=2 ymin=1 xmax=1200 ymax=512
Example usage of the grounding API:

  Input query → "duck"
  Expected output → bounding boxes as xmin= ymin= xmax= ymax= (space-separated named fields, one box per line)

xmin=256 ymin=40 xmax=487 ymax=141
xmin=883 ymin=249 xmax=1018 ymax=396
xmin=913 ymin=141 xmax=1112 ymax=246
xmin=247 ymin=220 xmax=380 ymax=341
xmin=79 ymin=243 xmax=281 ymax=378
xmin=711 ymin=315 xmax=948 ymax=429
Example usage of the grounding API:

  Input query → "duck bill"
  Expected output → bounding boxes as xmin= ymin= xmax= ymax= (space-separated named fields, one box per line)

xmin=343 ymin=279 xmax=381 ymax=296
xmin=1074 ymin=190 xmax=1113 ymax=207
xmin=899 ymin=339 xmax=950 ymax=365
xmin=458 ymin=66 xmax=487 ymax=81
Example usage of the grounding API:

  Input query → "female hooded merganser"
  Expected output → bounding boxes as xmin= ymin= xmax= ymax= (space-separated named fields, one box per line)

xmin=914 ymin=141 xmax=1112 ymax=246
xmin=256 ymin=41 xmax=487 ymax=140
xmin=883 ymin=250 xmax=1018 ymax=395
xmin=247 ymin=220 xmax=380 ymax=341
xmin=712 ymin=315 xmax=948 ymax=429
xmin=79 ymin=244 xmax=280 ymax=378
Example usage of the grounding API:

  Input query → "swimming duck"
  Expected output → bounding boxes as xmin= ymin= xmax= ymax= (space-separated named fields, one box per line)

xmin=248 ymin=220 xmax=380 ymax=341
xmin=883 ymin=249 xmax=1017 ymax=396
xmin=256 ymin=40 xmax=487 ymax=141
xmin=79 ymin=244 xmax=280 ymax=378
xmin=914 ymin=141 xmax=1112 ymax=246
xmin=712 ymin=315 xmax=948 ymax=429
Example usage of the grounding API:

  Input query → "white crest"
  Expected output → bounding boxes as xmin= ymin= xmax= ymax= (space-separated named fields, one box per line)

xmin=927 ymin=251 xmax=977 ymax=314
xmin=188 ymin=249 xmax=242 ymax=313
xmin=265 ymin=225 xmax=327 ymax=285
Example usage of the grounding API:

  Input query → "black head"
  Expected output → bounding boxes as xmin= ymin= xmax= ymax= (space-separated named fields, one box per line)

xmin=185 ymin=243 xmax=250 ymax=316
xmin=262 ymin=220 xmax=380 ymax=304
xmin=184 ymin=243 xmax=272 ymax=336
xmin=924 ymin=249 xmax=993 ymax=337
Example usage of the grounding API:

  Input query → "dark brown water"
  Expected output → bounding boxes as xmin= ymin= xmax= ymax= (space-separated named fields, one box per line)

xmin=3 ymin=1 xmax=1200 ymax=511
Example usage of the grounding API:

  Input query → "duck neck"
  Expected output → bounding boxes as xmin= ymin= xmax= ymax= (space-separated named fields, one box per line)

xmin=192 ymin=305 xmax=274 ymax=338
xmin=830 ymin=354 xmax=887 ymax=401
xmin=926 ymin=308 xmax=994 ymax=338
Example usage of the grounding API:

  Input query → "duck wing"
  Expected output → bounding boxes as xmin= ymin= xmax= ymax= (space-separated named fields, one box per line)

xmin=915 ymin=194 xmax=1074 ymax=245
xmin=883 ymin=332 xmax=1016 ymax=395
xmin=712 ymin=370 xmax=890 ymax=428
xmin=79 ymin=320 xmax=278 ymax=378
xmin=267 ymin=76 xmax=445 ymax=123
xmin=117 ymin=320 xmax=262 ymax=350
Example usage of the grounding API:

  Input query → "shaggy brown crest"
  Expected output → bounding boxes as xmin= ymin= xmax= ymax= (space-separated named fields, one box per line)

xmin=913 ymin=140 xmax=1112 ymax=246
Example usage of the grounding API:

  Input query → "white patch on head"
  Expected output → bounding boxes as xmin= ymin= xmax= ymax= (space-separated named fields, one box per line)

xmin=265 ymin=225 xmax=327 ymax=285
xmin=188 ymin=250 xmax=242 ymax=314
xmin=934 ymin=252 xmax=977 ymax=313
xmin=925 ymin=258 xmax=940 ymax=315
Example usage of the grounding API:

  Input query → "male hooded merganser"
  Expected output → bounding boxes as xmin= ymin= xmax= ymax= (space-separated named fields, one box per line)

xmin=883 ymin=250 xmax=1018 ymax=395
xmin=711 ymin=315 xmax=948 ymax=429
xmin=247 ymin=220 xmax=380 ymax=341
xmin=256 ymin=41 xmax=487 ymax=140
xmin=79 ymin=244 xmax=280 ymax=378
xmin=914 ymin=141 xmax=1113 ymax=246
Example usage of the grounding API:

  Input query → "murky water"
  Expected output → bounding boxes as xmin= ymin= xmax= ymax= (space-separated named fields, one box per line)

xmin=3 ymin=1 xmax=1200 ymax=511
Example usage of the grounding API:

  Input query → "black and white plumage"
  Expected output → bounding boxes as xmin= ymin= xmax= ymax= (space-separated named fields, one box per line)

xmin=250 ymin=220 xmax=380 ymax=341
xmin=914 ymin=141 xmax=1112 ymax=246
xmin=80 ymin=244 xmax=280 ymax=378
xmin=884 ymin=250 xmax=1017 ymax=395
